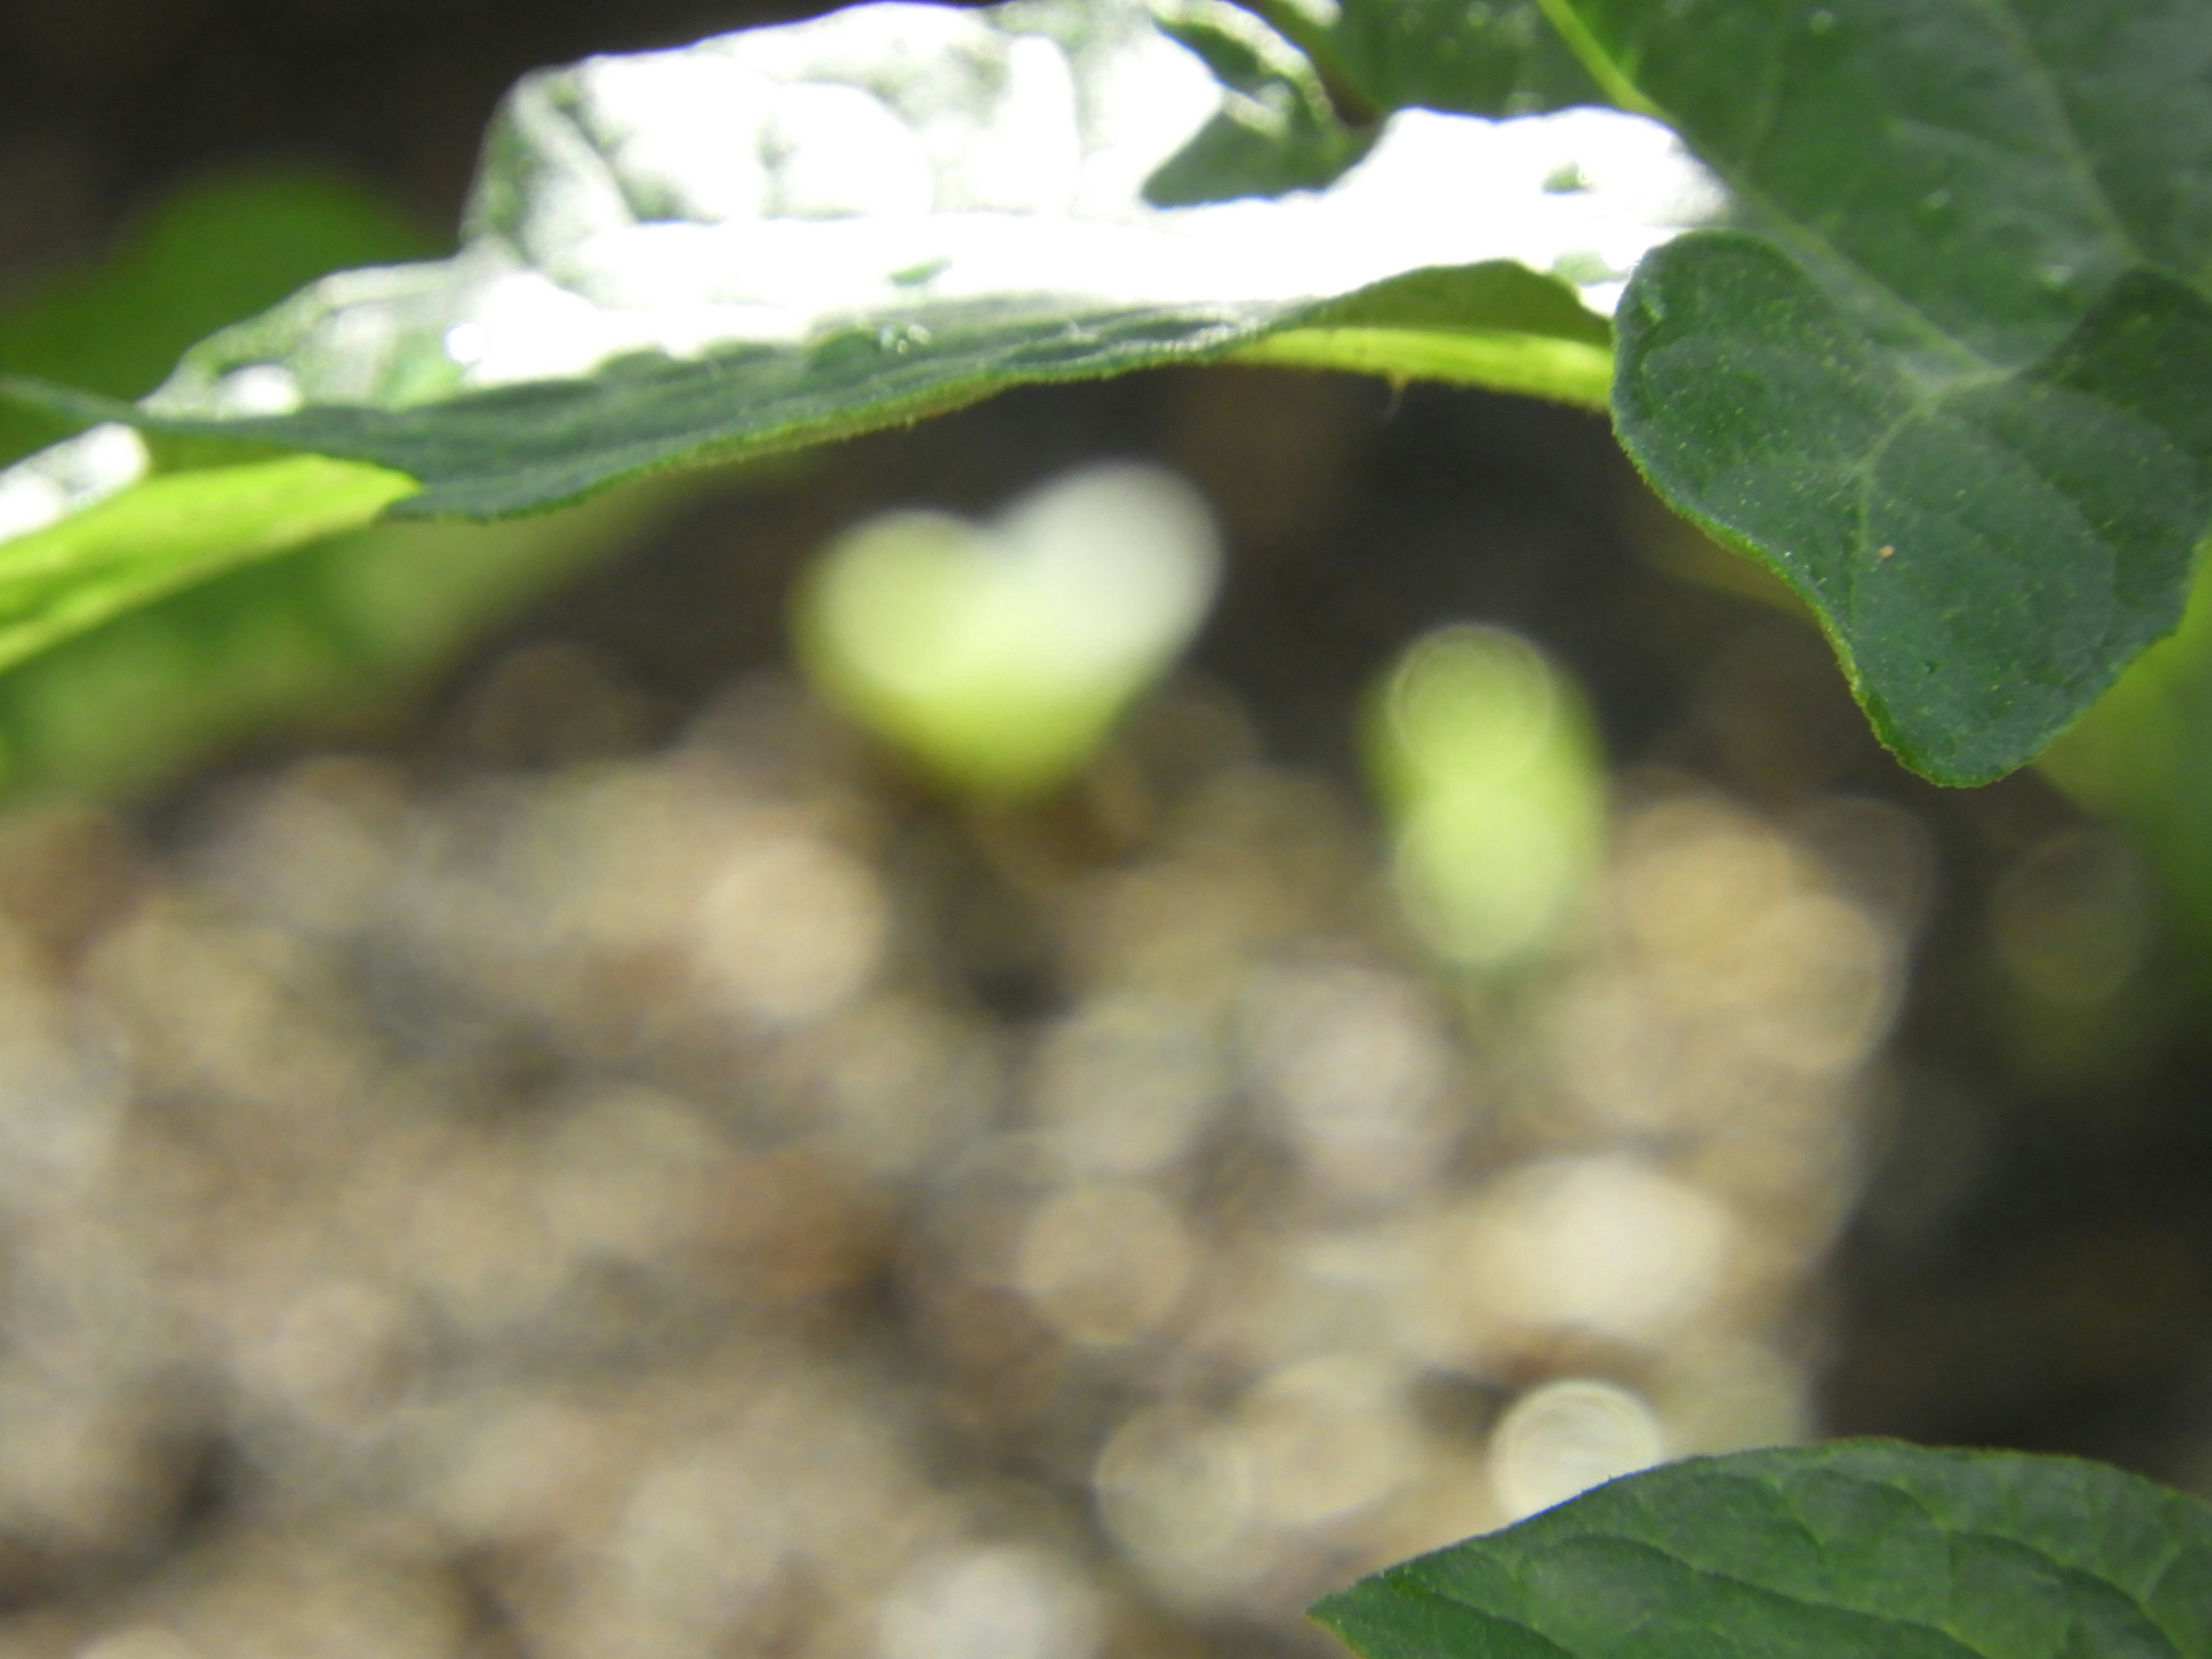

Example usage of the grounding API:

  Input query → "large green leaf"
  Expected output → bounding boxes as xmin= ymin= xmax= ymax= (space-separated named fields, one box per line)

xmin=17 ymin=263 xmax=1618 ymax=520
xmin=3 ymin=0 xmax=1711 ymax=532
xmin=1314 ymin=1442 xmax=2212 ymax=1659
xmin=1543 ymin=0 xmax=2212 ymax=784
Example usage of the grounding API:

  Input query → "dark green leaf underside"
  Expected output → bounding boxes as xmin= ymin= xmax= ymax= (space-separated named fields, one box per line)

xmin=8 ymin=271 xmax=1613 ymax=521
xmin=9 ymin=305 xmax=1265 ymax=520
xmin=1314 ymin=1442 xmax=2212 ymax=1659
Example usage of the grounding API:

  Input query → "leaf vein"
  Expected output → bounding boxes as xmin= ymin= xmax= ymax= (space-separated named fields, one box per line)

xmin=1977 ymin=0 xmax=2147 ymax=263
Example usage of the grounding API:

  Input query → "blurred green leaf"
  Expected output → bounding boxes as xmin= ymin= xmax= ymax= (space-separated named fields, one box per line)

xmin=0 ymin=475 xmax=684 ymax=801
xmin=0 ymin=456 xmax=416 ymax=679
xmin=0 ymin=168 xmax=678 ymax=802
xmin=2041 ymin=536 xmax=2212 ymax=961
xmin=793 ymin=462 xmax=1219 ymax=797
xmin=0 ymin=170 xmax=435 ymax=469
xmin=1314 ymin=1442 xmax=2212 ymax=1659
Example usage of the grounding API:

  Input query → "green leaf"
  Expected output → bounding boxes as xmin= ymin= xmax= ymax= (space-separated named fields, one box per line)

xmin=9 ymin=305 xmax=1302 ymax=520
xmin=12 ymin=267 xmax=1617 ymax=520
xmin=0 ymin=170 xmax=435 ymax=469
xmin=0 ymin=456 xmax=416 ymax=679
xmin=1141 ymin=108 xmax=1370 ymax=204
xmin=0 ymin=475 xmax=683 ymax=802
xmin=1142 ymin=5 xmax=1377 ymax=204
xmin=5 ymin=0 xmax=1713 ymax=526
xmin=1552 ymin=0 xmax=2212 ymax=783
xmin=1279 ymin=0 xmax=1605 ymax=120
xmin=0 ymin=169 xmax=441 ymax=699
xmin=1313 ymin=1441 xmax=2212 ymax=1659
xmin=2040 ymin=534 xmax=2212 ymax=965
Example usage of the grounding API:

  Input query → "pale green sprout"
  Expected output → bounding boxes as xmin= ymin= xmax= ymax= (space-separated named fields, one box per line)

xmin=1366 ymin=623 xmax=1604 ymax=968
xmin=793 ymin=461 xmax=1220 ymax=798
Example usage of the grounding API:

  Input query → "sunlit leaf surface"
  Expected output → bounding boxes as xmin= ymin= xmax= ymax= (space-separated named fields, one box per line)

xmin=4 ymin=0 xmax=1715 ymax=524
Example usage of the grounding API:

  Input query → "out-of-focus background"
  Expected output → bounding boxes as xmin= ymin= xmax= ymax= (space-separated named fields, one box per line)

xmin=2 ymin=3 xmax=2211 ymax=1657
